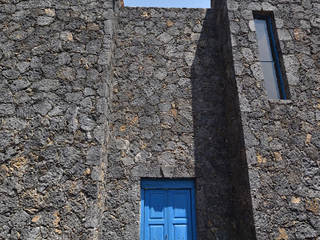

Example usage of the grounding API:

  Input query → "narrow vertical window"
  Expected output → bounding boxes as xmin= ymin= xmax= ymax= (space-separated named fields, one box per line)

xmin=254 ymin=13 xmax=287 ymax=99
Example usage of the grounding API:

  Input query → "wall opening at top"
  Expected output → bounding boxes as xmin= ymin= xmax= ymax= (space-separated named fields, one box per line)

xmin=124 ymin=0 xmax=211 ymax=8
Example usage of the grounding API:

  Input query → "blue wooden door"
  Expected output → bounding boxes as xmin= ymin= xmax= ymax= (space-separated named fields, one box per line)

xmin=168 ymin=190 xmax=192 ymax=240
xmin=141 ymin=180 xmax=196 ymax=240
xmin=145 ymin=190 xmax=167 ymax=240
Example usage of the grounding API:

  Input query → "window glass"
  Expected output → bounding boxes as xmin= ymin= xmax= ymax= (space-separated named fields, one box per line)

xmin=254 ymin=15 xmax=287 ymax=99
xmin=260 ymin=62 xmax=280 ymax=99
xmin=254 ymin=19 xmax=273 ymax=62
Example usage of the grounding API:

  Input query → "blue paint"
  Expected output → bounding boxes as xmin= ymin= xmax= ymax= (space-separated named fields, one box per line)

xmin=140 ymin=187 xmax=145 ymax=240
xmin=141 ymin=179 xmax=195 ymax=189
xmin=141 ymin=179 xmax=197 ymax=240
xmin=145 ymin=190 xmax=167 ymax=240
xmin=168 ymin=190 xmax=192 ymax=240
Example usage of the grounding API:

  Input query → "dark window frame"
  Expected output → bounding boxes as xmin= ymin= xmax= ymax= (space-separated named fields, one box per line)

xmin=253 ymin=12 xmax=289 ymax=100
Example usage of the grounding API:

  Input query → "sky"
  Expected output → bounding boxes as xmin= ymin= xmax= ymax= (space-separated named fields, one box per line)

xmin=125 ymin=0 xmax=210 ymax=8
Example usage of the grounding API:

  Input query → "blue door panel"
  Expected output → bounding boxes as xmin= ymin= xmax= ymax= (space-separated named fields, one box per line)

xmin=171 ymin=190 xmax=189 ymax=219
xmin=148 ymin=190 xmax=166 ymax=220
xmin=141 ymin=180 xmax=196 ymax=240
xmin=173 ymin=225 xmax=188 ymax=240
xmin=145 ymin=190 xmax=167 ymax=240
xmin=168 ymin=190 xmax=191 ymax=240
xmin=150 ymin=225 xmax=165 ymax=240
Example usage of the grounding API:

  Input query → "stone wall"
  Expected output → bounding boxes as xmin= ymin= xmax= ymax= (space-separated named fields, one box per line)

xmin=104 ymin=7 xmax=237 ymax=239
xmin=215 ymin=1 xmax=257 ymax=239
xmin=226 ymin=0 xmax=320 ymax=239
xmin=2 ymin=0 xmax=319 ymax=239
xmin=0 ymin=0 xmax=119 ymax=239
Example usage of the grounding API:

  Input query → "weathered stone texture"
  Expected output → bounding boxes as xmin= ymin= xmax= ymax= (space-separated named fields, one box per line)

xmin=1 ymin=0 xmax=319 ymax=239
xmin=0 ymin=0 xmax=118 ymax=239
xmin=226 ymin=0 xmax=320 ymax=239
xmin=104 ymin=7 xmax=236 ymax=239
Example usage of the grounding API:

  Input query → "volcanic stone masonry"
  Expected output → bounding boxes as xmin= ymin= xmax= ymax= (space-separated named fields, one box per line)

xmin=226 ymin=0 xmax=320 ymax=239
xmin=0 ymin=0 xmax=119 ymax=239
xmin=104 ymin=6 xmax=237 ymax=239
xmin=0 ymin=0 xmax=319 ymax=239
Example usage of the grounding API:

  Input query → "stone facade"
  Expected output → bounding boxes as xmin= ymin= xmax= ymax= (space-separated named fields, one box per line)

xmin=0 ymin=0 xmax=119 ymax=239
xmin=104 ymin=7 xmax=236 ymax=239
xmin=226 ymin=0 xmax=320 ymax=239
xmin=0 ymin=0 xmax=319 ymax=239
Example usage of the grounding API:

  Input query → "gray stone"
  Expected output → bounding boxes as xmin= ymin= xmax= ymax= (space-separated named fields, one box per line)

xmin=91 ymin=167 xmax=100 ymax=181
xmin=11 ymin=210 xmax=29 ymax=228
xmin=0 ymin=131 xmax=14 ymax=149
xmin=227 ymin=1 xmax=239 ymax=11
xmin=33 ymin=100 xmax=52 ymax=116
xmin=158 ymin=152 xmax=175 ymax=165
xmin=115 ymin=138 xmax=130 ymax=150
xmin=10 ymin=79 xmax=30 ymax=91
xmin=65 ymin=92 xmax=83 ymax=103
xmin=16 ymin=62 xmax=30 ymax=73
xmin=158 ymin=32 xmax=173 ymax=43
xmin=154 ymin=68 xmax=167 ymax=80
xmin=0 ymin=88 xmax=13 ymax=103
xmin=2 ymin=69 xmax=20 ymax=79
xmin=30 ymin=56 xmax=41 ymax=69
xmin=44 ymin=8 xmax=56 ymax=17
xmin=60 ymin=31 xmax=73 ymax=41
xmin=57 ymin=67 xmax=75 ymax=81
xmin=158 ymin=102 xmax=171 ymax=112
xmin=37 ymin=16 xmax=55 ymax=26
xmin=32 ymin=79 xmax=60 ymax=91
xmin=86 ymin=40 xmax=102 ymax=54
xmin=48 ymin=106 xmax=64 ymax=116
xmin=241 ymin=48 xmax=254 ymax=62
xmin=295 ymin=224 xmax=317 ymax=239
xmin=2 ymin=117 xmax=27 ymax=130
xmin=80 ymin=115 xmax=96 ymax=131
xmin=9 ymin=30 xmax=28 ymax=41
xmin=0 ymin=104 xmax=15 ymax=116
xmin=184 ymin=52 xmax=194 ymax=66
xmin=278 ymin=29 xmax=292 ymax=41
xmin=98 ymin=50 xmax=111 ymax=65
xmin=84 ymin=207 xmax=99 ymax=228
xmin=134 ymin=151 xmax=151 ymax=163
xmin=84 ymin=88 xmax=96 ymax=96
xmin=80 ymin=97 xmax=93 ymax=112
xmin=193 ymin=24 xmax=202 ymax=33
xmin=57 ymin=52 xmax=71 ymax=65
xmin=311 ymin=16 xmax=320 ymax=28
xmin=161 ymin=165 xmax=175 ymax=177
xmin=250 ymin=62 xmax=264 ymax=80
xmin=86 ymin=146 xmax=101 ymax=165
xmin=26 ymin=227 xmax=41 ymax=240
xmin=135 ymin=27 xmax=147 ymax=36
xmin=67 ymin=106 xmax=79 ymax=132
xmin=122 ymin=157 xmax=134 ymax=166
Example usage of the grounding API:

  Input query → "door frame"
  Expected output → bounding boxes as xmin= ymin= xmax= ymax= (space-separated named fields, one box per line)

xmin=140 ymin=179 xmax=197 ymax=240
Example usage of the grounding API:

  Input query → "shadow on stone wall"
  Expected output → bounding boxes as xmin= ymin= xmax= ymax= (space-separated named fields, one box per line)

xmin=191 ymin=7 xmax=257 ymax=240
xmin=219 ymin=4 xmax=258 ymax=238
